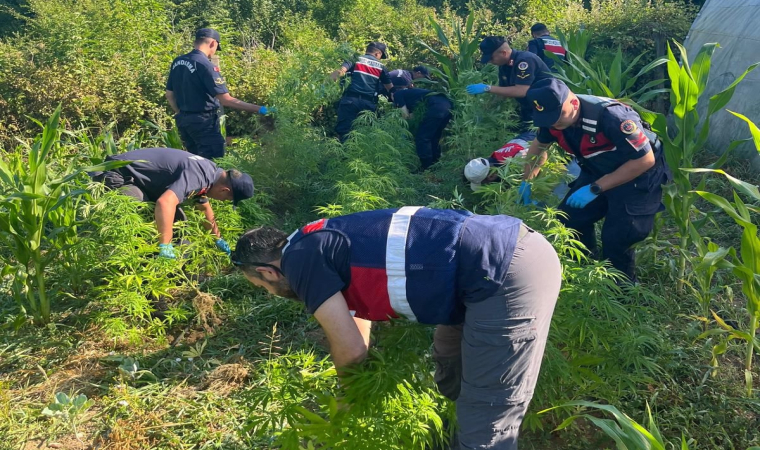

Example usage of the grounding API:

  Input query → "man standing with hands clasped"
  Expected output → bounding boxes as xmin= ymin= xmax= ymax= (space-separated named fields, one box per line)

xmin=166 ymin=28 xmax=274 ymax=159
xmin=466 ymin=36 xmax=553 ymax=131
xmin=518 ymin=78 xmax=671 ymax=281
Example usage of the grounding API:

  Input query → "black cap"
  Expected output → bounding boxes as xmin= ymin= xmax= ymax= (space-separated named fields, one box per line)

xmin=526 ymin=78 xmax=570 ymax=128
xmin=196 ymin=28 xmax=222 ymax=51
xmin=412 ymin=65 xmax=431 ymax=79
xmin=368 ymin=42 xmax=388 ymax=59
xmin=479 ymin=36 xmax=507 ymax=64
xmin=228 ymin=170 xmax=254 ymax=207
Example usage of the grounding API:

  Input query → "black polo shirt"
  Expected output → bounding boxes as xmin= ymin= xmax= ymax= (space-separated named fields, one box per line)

xmin=393 ymin=88 xmax=453 ymax=113
xmin=497 ymin=50 xmax=553 ymax=88
xmin=166 ymin=49 xmax=229 ymax=113
xmin=107 ymin=148 xmax=224 ymax=204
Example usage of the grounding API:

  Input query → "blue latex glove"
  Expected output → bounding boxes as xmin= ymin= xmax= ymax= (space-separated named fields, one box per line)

xmin=158 ymin=243 xmax=176 ymax=259
xmin=566 ymin=184 xmax=599 ymax=209
xmin=258 ymin=106 xmax=274 ymax=115
xmin=517 ymin=181 xmax=533 ymax=205
xmin=466 ymin=83 xmax=490 ymax=95
xmin=215 ymin=238 xmax=231 ymax=255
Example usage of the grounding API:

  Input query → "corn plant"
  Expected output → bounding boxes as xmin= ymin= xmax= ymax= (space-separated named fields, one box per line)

xmin=539 ymin=401 xmax=692 ymax=450
xmin=635 ymin=41 xmax=759 ymax=290
xmin=418 ymin=11 xmax=480 ymax=91
xmin=549 ymin=46 xmax=668 ymax=103
xmin=0 ymin=106 xmax=130 ymax=325
xmin=555 ymin=28 xmax=591 ymax=60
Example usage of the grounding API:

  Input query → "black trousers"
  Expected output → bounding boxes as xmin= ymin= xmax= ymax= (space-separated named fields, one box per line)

xmin=516 ymin=97 xmax=534 ymax=132
xmin=415 ymin=111 xmax=452 ymax=169
xmin=335 ymin=96 xmax=377 ymax=143
xmin=175 ymin=111 xmax=225 ymax=160
xmin=558 ymin=169 xmax=663 ymax=281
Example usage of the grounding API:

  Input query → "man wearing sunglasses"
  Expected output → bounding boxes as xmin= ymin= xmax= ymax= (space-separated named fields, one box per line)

xmin=231 ymin=207 xmax=561 ymax=449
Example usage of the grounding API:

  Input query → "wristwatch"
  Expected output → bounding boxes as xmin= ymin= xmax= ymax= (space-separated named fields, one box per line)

xmin=590 ymin=183 xmax=603 ymax=195
xmin=484 ymin=85 xmax=491 ymax=92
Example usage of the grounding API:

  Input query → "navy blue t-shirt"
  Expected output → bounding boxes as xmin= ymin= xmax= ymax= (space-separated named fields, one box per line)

xmin=536 ymin=102 xmax=652 ymax=175
xmin=498 ymin=50 xmax=553 ymax=87
xmin=279 ymin=214 xmax=521 ymax=318
xmin=107 ymin=148 xmax=223 ymax=204
xmin=393 ymin=88 xmax=453 ymax=114
xmin=166 ymin=49 xmax=229 ymax=113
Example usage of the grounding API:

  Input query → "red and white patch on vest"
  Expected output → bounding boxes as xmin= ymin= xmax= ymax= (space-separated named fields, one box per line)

xmin=626 ymin=130 xmax=649 ymax=151
xmin=214 ymin=66 xmax=220 ymax=72
xmin=302 ymin=218 xmax=327 ymax=234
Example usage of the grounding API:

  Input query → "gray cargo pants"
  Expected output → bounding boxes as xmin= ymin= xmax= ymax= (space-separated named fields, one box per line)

xmin=433 ymin=225 xmax=561 ymax=449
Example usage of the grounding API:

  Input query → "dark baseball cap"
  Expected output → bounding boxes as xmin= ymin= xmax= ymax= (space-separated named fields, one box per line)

xmin=412 ymin=65 xmax=431 ymax=79
xmin=196 ymin=28 xmax=222 ymax=51
xmin=368 ymin=42 xmax=388 ymax=59
xmin=479 ymin=36 xmax=507 ymax=64
xmin=526 ymin=78 xmax=571 ymax=128
xmin=228 ymin=170 xmax=254 ymax=207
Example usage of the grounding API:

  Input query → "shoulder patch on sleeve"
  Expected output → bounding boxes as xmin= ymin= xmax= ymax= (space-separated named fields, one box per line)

xmin=620 ymin=119 xmax=637 ymax=134
xmin=626 ymin=130 xmax=649 ymax=151
xmin=215 ymin=77 xmax=225 ymax=85
xmin=518 ymin=61 xmax=529 ymax=71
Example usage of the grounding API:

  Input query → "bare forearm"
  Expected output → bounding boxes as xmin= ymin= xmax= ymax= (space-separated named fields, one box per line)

xmin=331 ymin=67 xmax=347 ymax=81
xmin=522 ymin=143 xmax=550 ymax=180
xmin=155 ymin=202 xmax=176 ymax=244
xmin=165 ymin=91 xmax=179 ymax=114
xmin=196 ymin=203 xmax=221 ymax=237
xmin=219 ymin=96 xmax=262 ymax=113
xmin=596 ymin=153 xmax=656 ymax=192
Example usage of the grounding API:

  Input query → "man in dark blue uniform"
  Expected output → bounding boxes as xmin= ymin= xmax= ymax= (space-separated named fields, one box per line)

xmin=519 ymin=79 xmax=670 ymax=281
xmin=166 ymin=28 xmax=273 ymax=159
xmin=331 ymin=42 xmax=394 ymax=143
xmin=93 ymin=148 xmax=255 ymax=259
xmin=231 ymin=207 xmax=561 ymax=449
xmin=466 ymin=36 xmax=554 ymax=131
xmin=391 ymin=77 xmax=453 ymax=170
xmin=411 ymin=65 xmax=431 ymax=81
xmin=527 ymin=23 xmax=567 ymax=71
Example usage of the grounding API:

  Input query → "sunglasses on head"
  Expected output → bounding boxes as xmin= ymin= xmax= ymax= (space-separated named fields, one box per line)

xmin=231 ymin=258 xmax=284 ymax=275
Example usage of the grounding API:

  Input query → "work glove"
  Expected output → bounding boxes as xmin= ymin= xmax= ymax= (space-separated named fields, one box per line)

xmin=215 ymin=238 xmax=231 ymax=256
xmin=158 ymin=243 xmax=176 ymax=259
xmin=466 ymin=84 xmax=490 ymax=95
xmin=517 ymin=181 xmax=534 ymax=206
xmin=258 ymin=106 xmax=275 ymax=115
xmin=566 ymin=184 xmax=599 ymax=209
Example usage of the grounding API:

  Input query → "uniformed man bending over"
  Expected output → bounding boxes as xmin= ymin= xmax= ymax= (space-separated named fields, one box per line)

xmin=466 ymin=36 xmax=553 ymax=131
xmin=391 ymin=77 xmax=453 ymax=170
xmin=231 ymin=207 xmax=561 ymax=449
xmin=519 ymin=79 xmax=671 ymax=281
xmin=92 ymin=148 xmax=254 ymax=259
xmin=166 ymin=28 xmax=273 ymax=160
xmin=331 ymin=42 xmax=394 ymax=143
xmin=527 ymin=23 xmax=567 ymax=72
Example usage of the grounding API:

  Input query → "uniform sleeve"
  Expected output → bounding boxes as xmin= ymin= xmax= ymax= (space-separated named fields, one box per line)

xmin=600 ymin=106 xmax=652 ymax=161
xmin=166 ymin=62 xmax=174 ymax=91
xmin=165 ymin=162 xmax=210 ymax=204
xmin=281 ymin=231 xmax=351 ymax=314
xmin=341 ymin=61 xmax=354 ymax=71
xmin=379 ymin=67 xmax=391 ymax=85
xmin=199 ymin=62 xmax=229 ymax=97
xmin=514 ymin=56 xmax=538 ymax=86
xmin=536 ymin=127 xmax=556 ymax=144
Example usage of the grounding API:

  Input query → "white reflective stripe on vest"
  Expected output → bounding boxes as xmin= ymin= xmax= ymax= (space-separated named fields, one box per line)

xmin=386 ymin=206 xmax=422 ymax=321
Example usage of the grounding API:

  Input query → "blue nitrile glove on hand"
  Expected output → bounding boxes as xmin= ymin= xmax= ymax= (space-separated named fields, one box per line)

xmin=566 ymin=184 xmax=599 ymax=209
xmin=158 ymin=243 xmax=176 ymax=259
xmin=259 ymin=106 xmax=274 ymax=115
xmin=518 ymin=181 xmax=534 ymax=205
xmin=215 ymin=238 xmax=231 ymax=256
xmin=466 ymin=84 xmax=490 ymax=95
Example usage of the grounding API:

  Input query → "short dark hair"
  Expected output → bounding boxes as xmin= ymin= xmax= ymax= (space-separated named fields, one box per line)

xmin=194 ymin=37 xmax=214 ymax=47
xmin=531 ymin=23 xmax=549 ymax=34
xmin=232 ymin=227 xmax=289 ymax=277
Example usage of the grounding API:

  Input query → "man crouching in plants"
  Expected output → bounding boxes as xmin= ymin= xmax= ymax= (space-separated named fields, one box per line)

xmin=91 ymin=148 xmax=254 ymax=259
xmin=232 ymin=207 xmax=562 ymax=449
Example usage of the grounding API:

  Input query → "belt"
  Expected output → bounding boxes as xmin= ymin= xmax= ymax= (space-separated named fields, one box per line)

xmin=344 ymin=91 xmax=378 ymax=102
xmin=179 ymin=110 xmax=217 ymax=115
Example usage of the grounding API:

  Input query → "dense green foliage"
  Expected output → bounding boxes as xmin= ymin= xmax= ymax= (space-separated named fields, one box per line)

xmin=5 ymin=1 xmax=760 ymax=449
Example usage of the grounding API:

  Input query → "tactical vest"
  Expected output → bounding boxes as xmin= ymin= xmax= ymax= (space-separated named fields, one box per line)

xmin=549 ymin=95 xmax=659 ymax=177
xmin=283 ymin=207 xmax=474 ymax=324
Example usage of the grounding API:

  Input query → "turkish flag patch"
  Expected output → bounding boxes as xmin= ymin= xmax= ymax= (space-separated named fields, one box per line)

xmin=626 ymin=130 xmax=649 ymax=151
xmin=214 ymin=66 xmax=220 ymax=72
xmin=302 ymin=218 xmax=327 ymax=234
